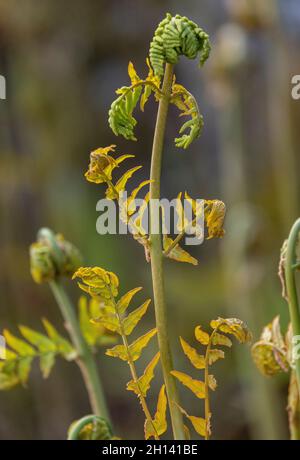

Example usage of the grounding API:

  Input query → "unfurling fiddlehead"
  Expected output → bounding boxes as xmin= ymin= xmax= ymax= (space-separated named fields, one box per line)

xmin=149 ymin=13 xmax=211 ymax=78
xmin=68 ymin=415 xmax=113 ymax=440
xmin=108 ymin=14 xmax=211 ymax=150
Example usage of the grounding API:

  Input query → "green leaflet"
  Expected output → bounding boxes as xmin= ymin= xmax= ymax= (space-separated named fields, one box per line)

xmin=108 ymin=61 xmax=161 ymax=142
xmin=0 ymin=320 xmax=75 ymax=390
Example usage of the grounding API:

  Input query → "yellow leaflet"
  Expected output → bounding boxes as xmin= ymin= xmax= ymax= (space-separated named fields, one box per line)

xmin=212 ymin=332 xmax=232 ymax=348
xmin=140 ymin=85 xmax=152 ymax=112
xmin=140 ymin=58 xmax=161 ymax=111
xmin=106 ymin=328 xmax=157 ymax=362
xmin=39 ymin=353 xmax=56 ymax=379
xmin=19 ymin=326 xmax=56 ymax=354
xmin=175 ymin=192 xmax=189 ymax=233
xmin=130 ymin=180 xmax=152 ymax=212
xmin=179 ymin=337 xmax=205 ymax=369
xmin=126 ymin=352 xmax=160 ymax=397
xmin=105 ymin=344 xmax=128 ymax=361
xmin=0 ymin=347 xmax=16 ymax=360
xmin=128 ymin=61 xmax=140 ymax=85
xmin=144 ymin=385 xmax=167 ymax=440
xmin=79 ymin=296 xmax=98 ymax=346
xmin=18 ymin=357 xmax=33 ymax=384
xmin=92 ymin=313 xmax=121 ymax=335
xmin=106 ymin=166 xmax=142 ymax=200
xmin=210 ymin=318 xmax=252 ymax=343
xmin=194 ymin=326 xmax=210 ymax=345
xmin=4 ymin=330 xmax=35 ymax=357
xmin=177 ymin=405 xmax=207 ymax=438
xmin=163 ymin=236 xmax=198 ymax=266
xmin=117 ymin=287 xmax=143 ymax=314
xmin=123 ymin=299 xmax=151 ymax=336
xmin=205 ymin=200 xmax=226 ymax=239
xmin=171 ymin=370 xmax=205 ymax=399
xmin=115 ymin=154 xmax=135 ymax=166
xmin=81 ymin=298 xmax=118 ymax=347
xmin=188 ymin=416 xmax=207 ymax=438
xmin=121 ymin=180 xmax=152 ymax=221
xmin=208 ymin=349 xmax=225 ymax=365
xmin=131 ymin=191 xmax=150 ymax=236
xmin=128 ymin=329 xmax=157 ymax=361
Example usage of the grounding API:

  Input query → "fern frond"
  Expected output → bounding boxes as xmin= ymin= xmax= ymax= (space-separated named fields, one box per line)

xmin=73 ymin=265 xmax=164 ymax=440
xmin=149 ymin=13 xmax=211 ymax=77
xmin=172 ymin=317 xmax=251 ymax=439
xmin=0 ymin=321 xmax=75 ymax=390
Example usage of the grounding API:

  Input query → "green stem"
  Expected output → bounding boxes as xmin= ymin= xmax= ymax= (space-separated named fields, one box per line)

xmin=285 ymin=218 xmax=300 ymax=392
xmin=149 ymin=63 xmax=185 ymax=440
xmin=50 ymin=280 xmax=110 ymax=422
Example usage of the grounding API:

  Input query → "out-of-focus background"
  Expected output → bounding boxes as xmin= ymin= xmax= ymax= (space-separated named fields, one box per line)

xmin=0 ymin=0 xmax=300 ymax=440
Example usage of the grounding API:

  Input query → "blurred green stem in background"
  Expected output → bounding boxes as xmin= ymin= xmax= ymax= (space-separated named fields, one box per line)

xmin=285 ymin=219 xmax=300 ymax=392
xmin=149 ymin=62 xmax=185 ymax=440
xmin=37 ymin=228 xmax=110 ymax=422
xmin=50 ymin=280 xmax=110 ymax=421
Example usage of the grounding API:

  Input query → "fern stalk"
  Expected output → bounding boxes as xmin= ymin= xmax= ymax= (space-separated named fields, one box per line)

xmin=285 ymin=219 xmax=300 ymax=391
xmin=111 ymin=296 xmax=159 ymax=439
xmin=204 ymin=333 xmax=214 ymax=440
xmin=50 ymin=280 xmax=110 ymax=421
xmin=149 ymin=62 xmax=185 ymax=440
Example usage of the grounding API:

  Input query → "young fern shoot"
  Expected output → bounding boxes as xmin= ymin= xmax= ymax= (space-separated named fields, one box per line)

xmin=81 ymin=13 xmax=234 ymax=439
xmin=73 ymin=267 xmax=167 ymax=440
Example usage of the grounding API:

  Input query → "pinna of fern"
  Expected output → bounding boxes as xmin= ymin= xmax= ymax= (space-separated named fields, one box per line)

xmin=73 ymin=266 xmax=167 ymax=440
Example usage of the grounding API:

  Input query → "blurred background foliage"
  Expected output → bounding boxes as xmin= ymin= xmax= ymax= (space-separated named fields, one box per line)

xmin=0 ymin=0 xmax=300 ymax=439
